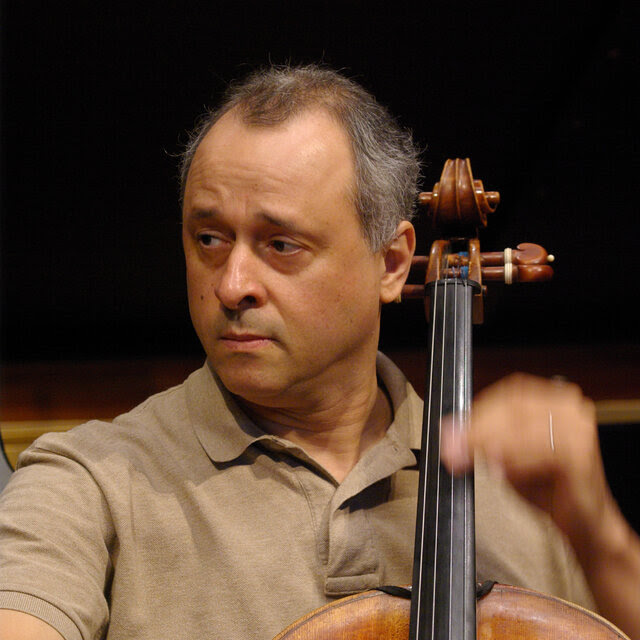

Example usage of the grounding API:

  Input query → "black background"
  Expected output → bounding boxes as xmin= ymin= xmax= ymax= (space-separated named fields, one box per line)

xmin=1 ymin=0 xmax=637 ymax=361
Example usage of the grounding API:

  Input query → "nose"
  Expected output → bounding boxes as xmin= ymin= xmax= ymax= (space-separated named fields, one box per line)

xmin=214 ymin=244 xmax=267 ymax=312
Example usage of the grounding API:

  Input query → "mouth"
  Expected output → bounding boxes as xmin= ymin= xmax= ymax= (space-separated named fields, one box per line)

xmin=219 ymin=332 xmax=273 ymax=351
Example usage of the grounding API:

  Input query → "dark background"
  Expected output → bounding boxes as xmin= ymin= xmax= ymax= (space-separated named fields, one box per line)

xmin=1 ymin=0 xmax=637 ymax=362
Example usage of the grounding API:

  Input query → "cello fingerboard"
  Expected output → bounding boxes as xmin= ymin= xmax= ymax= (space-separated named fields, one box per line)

xmin=409 ymin=279 xmax=477 ymax=640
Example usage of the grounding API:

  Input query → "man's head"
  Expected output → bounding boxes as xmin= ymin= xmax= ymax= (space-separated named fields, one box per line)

xmin=180 ymin=65 xmax=418 ymax=411
xmin=180 ymin=64 xmax=420 ymax=251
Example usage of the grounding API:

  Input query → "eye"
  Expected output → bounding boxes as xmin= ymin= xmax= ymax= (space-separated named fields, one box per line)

xmin=197 ymin=232 xmax=225 ymax=248
xmin=269 ymin=238 xmax=300 ymax=255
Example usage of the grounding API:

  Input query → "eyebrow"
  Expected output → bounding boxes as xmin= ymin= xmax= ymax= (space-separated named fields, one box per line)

xmin=186 ymin=208 xmax=307 ymax=235
xmin=186 ymin=209 xmax=218 ymax=221
xmin=256 ymin=211 xmax=307 ymax=237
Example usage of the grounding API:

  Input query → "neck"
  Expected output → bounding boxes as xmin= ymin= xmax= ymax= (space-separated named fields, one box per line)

xmin=239 ymin=377 xmax=393 ymax=483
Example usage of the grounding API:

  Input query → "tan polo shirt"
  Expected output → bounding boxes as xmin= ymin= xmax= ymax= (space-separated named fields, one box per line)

xmin=0 ymin=354 xmax=593 ymax=640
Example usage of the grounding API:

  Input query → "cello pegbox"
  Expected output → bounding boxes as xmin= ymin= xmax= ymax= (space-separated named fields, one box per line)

xmin=405 ymin=240 xmax=555 ymax=295
xmin=413 ymin=237 xmax=485 ymax=324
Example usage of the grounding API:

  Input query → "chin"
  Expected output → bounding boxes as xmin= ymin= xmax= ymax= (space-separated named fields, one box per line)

xmin=214 ymin=364 xmax=287 ymax=404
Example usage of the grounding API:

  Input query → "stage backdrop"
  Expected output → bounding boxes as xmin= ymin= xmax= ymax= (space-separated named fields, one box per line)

xmin=1 ymin=1 xmax=636 ymax=361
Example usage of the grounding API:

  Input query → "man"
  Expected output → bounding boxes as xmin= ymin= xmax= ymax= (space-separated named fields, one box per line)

xmin=1 ymin=65 xmax=638 ymax=639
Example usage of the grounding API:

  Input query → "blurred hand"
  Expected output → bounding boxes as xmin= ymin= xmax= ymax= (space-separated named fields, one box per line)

xmin=440 ymin=373 xmax=640 ymax=638
xmin=441 ymin=373 xmax=611 ymax=553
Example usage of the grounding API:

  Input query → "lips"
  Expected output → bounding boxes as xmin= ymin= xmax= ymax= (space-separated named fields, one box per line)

xmin=219 ymin=331 xmax=273 ymax=350
xmin=221 ymin=332 xmax=268 ymax=341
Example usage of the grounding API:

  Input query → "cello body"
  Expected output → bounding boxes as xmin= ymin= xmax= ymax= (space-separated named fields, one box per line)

xmin=273 ymin=584 xmax=629 ymax=639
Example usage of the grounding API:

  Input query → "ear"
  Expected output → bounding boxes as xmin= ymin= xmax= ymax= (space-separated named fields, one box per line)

xmin=379 ymin=221 xmax=416 ymax=304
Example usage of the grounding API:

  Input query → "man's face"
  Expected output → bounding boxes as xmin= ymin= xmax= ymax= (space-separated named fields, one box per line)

xmin=182 ymin=108 xmax=388 ymax=410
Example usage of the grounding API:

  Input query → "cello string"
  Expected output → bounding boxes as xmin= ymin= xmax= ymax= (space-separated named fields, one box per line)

xmin=434 ymin=276 xmax=449 ymax=639
xmin=462 ymin=277 xmax=471 ymax=638
xmin=446 ymin=275 xmax=473 ymax=640
xmin=448 ymin=276 xmax=457 ymax=640
xmin=429 ymin=275 xmax=446 ymax=639
xmin=415 ymin=268 xmax=440 ymax=640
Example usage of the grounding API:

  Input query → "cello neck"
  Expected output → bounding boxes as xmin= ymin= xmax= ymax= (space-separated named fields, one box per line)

xmin=409 ymin=277 xmax=477 ymax=640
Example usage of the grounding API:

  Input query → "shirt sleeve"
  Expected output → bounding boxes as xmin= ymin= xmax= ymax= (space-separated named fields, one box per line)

xmin=0 ymin=442 xmax=114 ymax=640
xmin=474 ymin=458 xmax=596 ymax=612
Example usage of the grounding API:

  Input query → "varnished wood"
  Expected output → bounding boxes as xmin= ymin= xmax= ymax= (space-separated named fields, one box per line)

xmin=405 ymin=241 xmax=554 ymax=299
xmin=412 ymin=243 xmax=553 ymax=270
xmin=419 ymin=158 xmax=499 ymax=232
xmin=476 ymin=584 xmax=629 ymax=639
xmin=273 ymin=591 xmax=410 ymax=639
xmin=273 ymin=585 xmax=630 ymax=639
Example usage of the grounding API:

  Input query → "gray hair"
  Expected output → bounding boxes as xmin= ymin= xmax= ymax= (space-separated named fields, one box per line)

xmin=179 ymin=64 xmax=421 ymax=251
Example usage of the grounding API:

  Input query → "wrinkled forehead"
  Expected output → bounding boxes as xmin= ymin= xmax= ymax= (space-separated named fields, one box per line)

xmin=184 ymin=107 xmax=358 ymax=208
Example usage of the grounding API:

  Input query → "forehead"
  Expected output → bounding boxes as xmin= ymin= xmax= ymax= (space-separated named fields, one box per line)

xmin=183 ymin=108 xmax=356 ymax=212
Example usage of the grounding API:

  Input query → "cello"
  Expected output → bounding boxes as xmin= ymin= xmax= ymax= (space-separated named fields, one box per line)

xmin=274 ymin=159 xmax=630 ymax=639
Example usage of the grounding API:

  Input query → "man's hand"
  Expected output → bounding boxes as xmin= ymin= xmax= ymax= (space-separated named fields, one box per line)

xmin=441 ymin=373 xmax=608 ymax=547
xmin=441 ymin=373 xmax=640 ymax=639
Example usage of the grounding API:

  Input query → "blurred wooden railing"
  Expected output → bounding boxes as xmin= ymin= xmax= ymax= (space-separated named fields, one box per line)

xmin=2 ymin=344 xmax=639 ymax=468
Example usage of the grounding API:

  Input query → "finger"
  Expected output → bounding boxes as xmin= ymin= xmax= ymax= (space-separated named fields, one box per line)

xmin=440 ymin=415 xmax=473 ymax=474
xmin=466 ymin=374 xmax=578 ymax=475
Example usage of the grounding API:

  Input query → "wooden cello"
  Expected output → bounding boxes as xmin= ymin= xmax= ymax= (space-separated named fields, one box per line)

xmin=274 ymin=159 xmax=629 ymax=639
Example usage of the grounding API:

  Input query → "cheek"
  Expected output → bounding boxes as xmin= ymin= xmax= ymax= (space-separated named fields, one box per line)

xmin=185 ymin=266 xmax=217 ymax=327
xmin=292 ymin=275 xmax=380 ymax=339
xmin=185 ymin=270 xmax=202 ymax=310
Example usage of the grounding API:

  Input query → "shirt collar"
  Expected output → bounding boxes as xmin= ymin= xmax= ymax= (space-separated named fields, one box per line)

xmin=185 ymin=353 xmax=423 ymax=467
